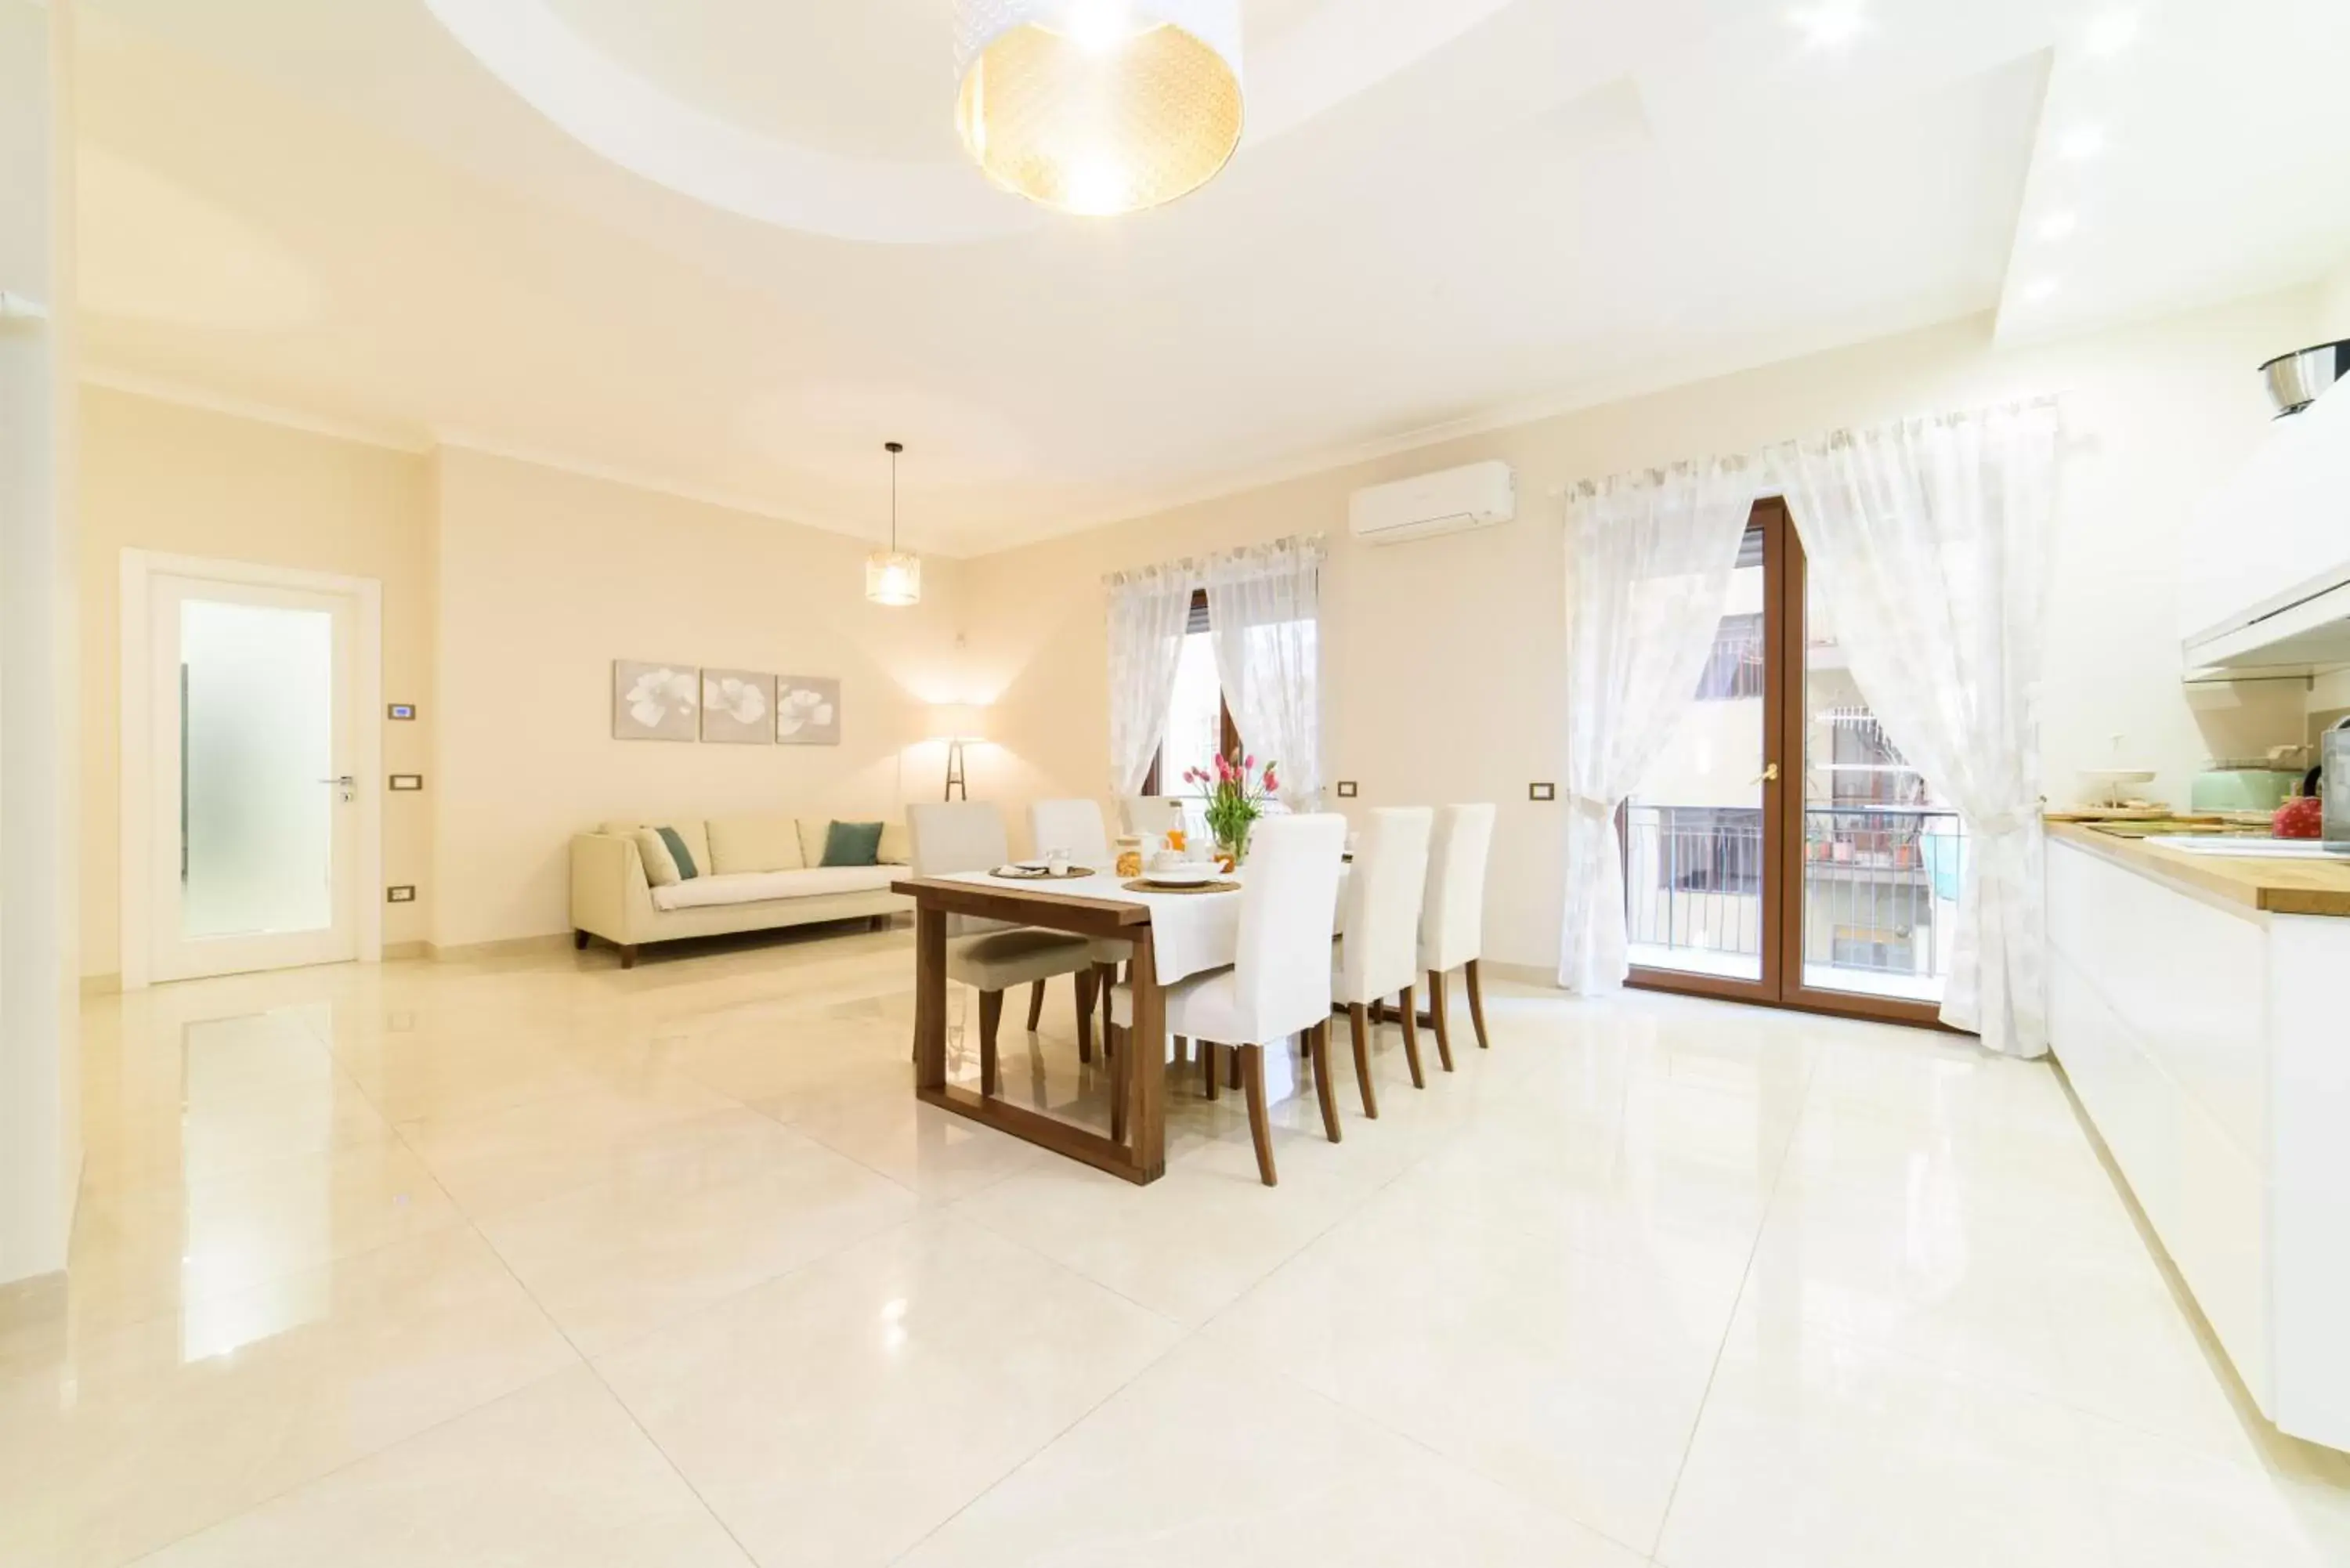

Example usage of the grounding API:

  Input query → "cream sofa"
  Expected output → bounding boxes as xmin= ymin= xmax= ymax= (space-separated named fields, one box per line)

xmin=570 ymin=815 xmax=913 ymax=967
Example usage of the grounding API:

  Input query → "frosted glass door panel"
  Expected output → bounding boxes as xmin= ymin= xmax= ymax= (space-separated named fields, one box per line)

xmin=179 ymin=598 xmax=336 ymax=939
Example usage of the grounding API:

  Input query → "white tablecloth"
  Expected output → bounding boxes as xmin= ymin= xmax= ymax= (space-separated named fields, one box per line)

xmin=935 ymin=867 xmax=1346 ymax=987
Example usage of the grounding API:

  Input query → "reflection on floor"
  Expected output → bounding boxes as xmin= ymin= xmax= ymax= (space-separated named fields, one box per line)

xmin=6 ymin=925 xmax=2348 ymax=1566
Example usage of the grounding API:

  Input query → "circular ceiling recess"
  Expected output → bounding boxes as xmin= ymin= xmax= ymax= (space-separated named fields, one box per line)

xmin=422 ymin=0 xmax=1516 ymax=244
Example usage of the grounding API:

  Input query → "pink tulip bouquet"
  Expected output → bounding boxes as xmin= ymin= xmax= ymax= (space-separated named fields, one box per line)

xmin=1182 ymin=753 xmax=1278 ymax=862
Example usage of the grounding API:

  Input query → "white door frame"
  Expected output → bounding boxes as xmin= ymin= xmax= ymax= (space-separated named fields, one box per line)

xmin=119 ymin=550 xmax=382 ymax=991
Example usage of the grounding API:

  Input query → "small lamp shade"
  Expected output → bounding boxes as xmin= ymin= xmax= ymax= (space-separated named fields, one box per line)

xmin=929 ymin=703 xmax=988 ymax=742
xmin=866 ymin=550 xmax=922 ymax=607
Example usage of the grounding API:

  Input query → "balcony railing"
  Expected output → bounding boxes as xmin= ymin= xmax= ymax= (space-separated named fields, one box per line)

xmin=1623 ymin=803 xmax=1967 ymax=996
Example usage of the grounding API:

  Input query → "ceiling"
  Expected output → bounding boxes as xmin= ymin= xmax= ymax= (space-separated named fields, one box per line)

xmin=69 ymin=0 xmax=2350 ymax=554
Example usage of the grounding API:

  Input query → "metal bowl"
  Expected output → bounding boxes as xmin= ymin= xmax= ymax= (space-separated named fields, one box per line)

xmin=2259 ymin=339 xmax=2350 ymax=417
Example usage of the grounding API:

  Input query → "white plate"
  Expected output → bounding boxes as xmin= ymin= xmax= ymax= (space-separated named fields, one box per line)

xmin=1144 ymin=865 xmax=1217 ymax=887
xmin=993 ymin=864 xmax=1048 ymax=878
xmin=1014 ymin=858 xmax=1050 ymax=870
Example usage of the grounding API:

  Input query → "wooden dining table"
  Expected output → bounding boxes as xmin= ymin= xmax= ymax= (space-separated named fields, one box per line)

xmin=891 ymin=865 xmax=1348 ymax=1187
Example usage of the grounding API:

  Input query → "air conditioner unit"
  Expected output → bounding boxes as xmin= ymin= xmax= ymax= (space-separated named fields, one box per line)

xmin=1348 ymin=460 xmax=1516 ymax=546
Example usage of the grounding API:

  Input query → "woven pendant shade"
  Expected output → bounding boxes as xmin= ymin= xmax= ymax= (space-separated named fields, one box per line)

xmin=955 ymin=0 xmax=1244 ymax=216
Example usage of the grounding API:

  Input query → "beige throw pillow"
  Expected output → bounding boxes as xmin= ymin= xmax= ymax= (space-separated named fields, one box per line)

xmin=707 ymin=815 xmax=806 ymax=875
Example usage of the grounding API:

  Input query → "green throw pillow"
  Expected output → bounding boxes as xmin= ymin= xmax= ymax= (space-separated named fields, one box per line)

xmin=822 ymin=820 xmax=884 ymax=868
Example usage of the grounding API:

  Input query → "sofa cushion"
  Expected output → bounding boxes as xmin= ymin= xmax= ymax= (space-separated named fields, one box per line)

xmin=707 ymin=813 xmax=806 ymax=875
xmin=794 ymin=818 xmax=835 ymax=869
xmin=632 ymin=827 xmax=707 ymax=887
xmin=648 ymin=864 xmax=898 ymax=912
xmin=602 ymin=818 xmax=710 ymax=877
xmin=822 ymin=820 xmax=884 ymax=867
xmin=877 ymin=821 xmax=910 ymax=866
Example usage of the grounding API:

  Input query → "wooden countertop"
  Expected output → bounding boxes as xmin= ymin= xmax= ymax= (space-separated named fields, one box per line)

xmin=2046 ymin=819 xmax=2350 ymax=918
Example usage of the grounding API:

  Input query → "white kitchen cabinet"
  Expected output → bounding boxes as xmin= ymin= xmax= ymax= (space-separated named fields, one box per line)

xmin=2048 ymin=836 xmax=2350 ymax=1450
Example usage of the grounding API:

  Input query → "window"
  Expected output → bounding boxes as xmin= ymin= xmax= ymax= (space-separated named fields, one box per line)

xmin=1144 ymin=591 xmax=1238 ymax=795
xmin=1694 ymin=613 xmax=1766 ymax=700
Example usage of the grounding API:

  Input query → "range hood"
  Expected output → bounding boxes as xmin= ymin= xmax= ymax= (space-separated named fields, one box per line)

xmin=2181 ymin=363 xmax=2350 ymax=677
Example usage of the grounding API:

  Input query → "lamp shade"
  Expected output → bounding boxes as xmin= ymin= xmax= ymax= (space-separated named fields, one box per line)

xmin=953 ymin=0 xmax=1245 ymax=216
xmin=928 ymin=703 xmax=989 ymax=742
xmin=866 ymin=550 xmax=922 ymax=607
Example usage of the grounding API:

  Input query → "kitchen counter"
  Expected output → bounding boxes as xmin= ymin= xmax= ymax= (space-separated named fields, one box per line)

xmin=2045 ymin=818 xmax=2350 ymax=918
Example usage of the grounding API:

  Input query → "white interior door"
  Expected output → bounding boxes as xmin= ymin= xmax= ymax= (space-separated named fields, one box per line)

xmin=149 ymin=573 xmax=360 ymax=981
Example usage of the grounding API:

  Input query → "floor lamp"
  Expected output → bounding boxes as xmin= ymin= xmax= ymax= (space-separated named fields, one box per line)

xmin=929 ymin=704 xmax=985 ymax=800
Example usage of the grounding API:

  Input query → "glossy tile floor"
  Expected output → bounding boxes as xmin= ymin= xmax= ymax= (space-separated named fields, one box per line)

xmin=9 ymin=924 xmax=2350 ymax=1566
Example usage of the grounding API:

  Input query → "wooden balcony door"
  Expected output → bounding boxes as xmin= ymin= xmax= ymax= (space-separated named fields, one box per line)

xmin=1623 ymin=500 xmax=1950 ymax=1030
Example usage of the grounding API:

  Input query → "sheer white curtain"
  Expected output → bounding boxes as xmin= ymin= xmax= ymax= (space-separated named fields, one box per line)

xmin=1206 ymin=535 xmax=1325 ymax=806
xmin=1559 ymin=459 xmax=1759 ymax=994
xmin=1104 ymin=562 xmax=1197 ymax=797
xmin=1769 ymin=399 xmax=2060 ymax=1058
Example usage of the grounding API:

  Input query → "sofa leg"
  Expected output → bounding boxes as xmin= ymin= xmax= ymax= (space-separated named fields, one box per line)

xmin=620 ymin=945 xmax=638 ymax=970
xmin=573 ymin=929 xmax=589 ymax=951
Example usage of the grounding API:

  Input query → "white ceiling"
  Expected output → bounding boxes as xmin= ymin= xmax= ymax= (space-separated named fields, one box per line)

xmin=70 ymin=0 xmax=2350 ymax=554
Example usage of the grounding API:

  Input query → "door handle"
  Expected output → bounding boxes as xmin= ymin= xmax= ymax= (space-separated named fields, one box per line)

xmin=319 ymin=775 xmax=356 ymax=802
xmin=1750 ymin=763 xmax=1781 ymax=786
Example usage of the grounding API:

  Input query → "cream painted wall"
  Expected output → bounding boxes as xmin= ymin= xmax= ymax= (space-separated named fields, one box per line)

xmin=962 ymin=289 xmax=2323 ymax=973
xmin=429 ymin=448 xmax=967 ymax=950
xmin=78 ymin=385 xmax=435 ymax=977
xmin=2316 ymin=258 xmax=2350 ymax=341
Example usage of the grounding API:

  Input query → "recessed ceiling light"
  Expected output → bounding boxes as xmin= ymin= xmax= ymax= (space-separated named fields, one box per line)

xmin=2058 ymin=125 xmax=2107 ymax=161
xmin=2023 ymin=278 xmax=2061 ymax=304
xmin=2084 ymin=9 xmax=2141 ymax=56
xmin=2037 ymin=211 xmax=2079 ymax=242
xmin=1788 ymin=2 xmax=1870 ymax=52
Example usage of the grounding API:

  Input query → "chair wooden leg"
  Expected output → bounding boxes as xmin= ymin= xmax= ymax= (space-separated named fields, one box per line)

xmin=1228 ymin=1047 xmax=1243 ymax=1092
xmin=978 ymin=989 xmax=1003 ymax=1097
xmin=1347 ymin=1003 xmax=1377 ymax=1118
xmin=1397 ymin=985 xmax=1426 ymax=1087
xmin=1308 ymin=1021 xmax=1340 ymax=1143
xmin=1240 ymin=1042 xmax=1277 ymax=1187
xmin=1427 ymin=970 xmax=1455 ymax=1072
xmin=1200 ymin=1041 xmax=1220 ymax=1101
xmin=573 ymin=930 xmax=589 ymax=950
xmin=1465 ymin=959 xmax=1491 ymax=1050
xmin=1075 ymin=969 xmax=1097 ymax=1063
xmin=620 ymin=945 xmax=638 ymax=970
xmin=1173 ymin=1034 xmax=1189 ymax=1066
xmin=1026 ymin=979 xmax=1047 ymax=1031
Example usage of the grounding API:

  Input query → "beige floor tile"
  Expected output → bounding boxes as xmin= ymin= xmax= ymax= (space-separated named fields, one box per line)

xmin=0 ymin=1228 xmax=577 ymax=1568
xmin=396 ymin=1073 xmax=745 ymax=1216
xmin=1202 ymin=1180 xmax=1730 ymax=1552
xmin=597 ymin=1218 xmax=1180 ymax=1566
xmin=135 ymin=1368 xmax=750 ymax=1567
xmin=476 ymin=1119 xmax=919 ymax=1355
xmin=79 ymin=1068 xmax=396 ymax=1198
xmin=894 ymin=1339 xmax=1648 ymax=1568
xmin=63 ymin=1140 xmax=467 ymax=1335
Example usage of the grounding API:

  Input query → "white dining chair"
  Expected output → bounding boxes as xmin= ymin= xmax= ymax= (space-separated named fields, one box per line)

xmin=1416 ymin=803 xmax=1499 ymax=1069
xmin=906 ymin=802 xmax=1099 ymax=1094
xmin=1111 ymin=813 xmax=1348 ymax=1187
xmin=1027 ymin=798 xmax=1131 ymax=1062
xmin=1331 ymin=807 xmax=1434 ymax=1118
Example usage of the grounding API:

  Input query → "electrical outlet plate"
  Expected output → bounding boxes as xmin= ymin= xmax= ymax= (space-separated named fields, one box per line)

xmin=1336 ymin=781 xmax=1359 ymax=798
xmin=387 ymin=703 xmax=416 ymax=721
xmin=389 ymin=774 xmax=424 ymax=791
xmin=386 ymin=885 xmax=417 ymax=903
xmin=1529 ymin=782 xmax=1556 ymax=801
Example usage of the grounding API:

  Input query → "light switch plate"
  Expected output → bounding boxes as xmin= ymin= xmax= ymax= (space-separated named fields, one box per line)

xmin=387 ymin=703 xmax=417 ymax=721
xmin=389 ymin=774 xmax=424 ymax=791
xmin=386 ymin=885 xmax=417 ymax=903
xmin=1529 ymin=782 xmax=1556 ymax=802
xmin=1336 ymin=781 xmax=1358 ymax=798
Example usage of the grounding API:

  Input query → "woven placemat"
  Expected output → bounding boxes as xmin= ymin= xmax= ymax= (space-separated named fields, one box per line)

xmin=987 ymin=866 xmax=1097 ymax=882
xmin=1123 ymin=878 xmax=1242 ymax=896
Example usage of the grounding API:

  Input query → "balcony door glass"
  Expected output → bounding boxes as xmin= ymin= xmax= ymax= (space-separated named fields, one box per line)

xmin=1799 ymin=580 xmax=1961 ymax=1003
xmin=1625 ymin=521 xmax=1771 ymax=985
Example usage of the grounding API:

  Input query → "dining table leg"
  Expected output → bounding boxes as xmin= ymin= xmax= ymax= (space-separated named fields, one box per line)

xmin=913 ymin=907 xmax=948 ymax=1093
xmin=1126 ymin=929 xmax=1165 ymax=1180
